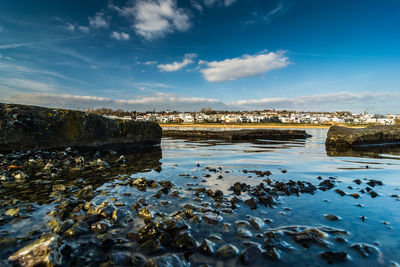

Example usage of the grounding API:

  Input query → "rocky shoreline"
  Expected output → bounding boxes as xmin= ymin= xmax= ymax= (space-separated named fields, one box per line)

xmin=0 ymin=103 xmax=161 ymax=152
xmin=1 ymin=145 xmax=395 ymax=266
xmin=163 ymin=129 xmax=311 ymax=141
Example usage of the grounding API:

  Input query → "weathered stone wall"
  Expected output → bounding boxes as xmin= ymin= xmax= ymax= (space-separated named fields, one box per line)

xmin=0 ymin=103 xmax=161 ymax=152
xmin=326 ymin=125 xmax=400 ymax=148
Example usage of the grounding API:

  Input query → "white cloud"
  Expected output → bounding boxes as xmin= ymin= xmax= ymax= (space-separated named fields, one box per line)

xmin=112 ymin=0 xmax=190 ymax=40
xmin=204 ymin=0 xmax=237 ymax=7
xmin=2 ymin=91 xmax=400 ymax=113
xmin=1 ymin=93 xmax=225 ymax=111
xmin=65 ymin=23 xmax=75 ymax=31
xmin=158 ymin=53 xmax=196 ymax=72
xmin=78 ymin=26 xmax=90 ymax=33
xmin=144 ymin=60 xmax=158 ymax=65
xmin=89 ymin=12 xmax=109 ymax=28
xmin=0 ymin=78 xmax=55 ymax=93
xmin=201 ymin=50 xmax=290 ymax=82
xmin=110 ymin=31 xmax=130 ymax=41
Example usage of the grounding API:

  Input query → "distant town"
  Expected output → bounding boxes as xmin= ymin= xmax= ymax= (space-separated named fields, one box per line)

xmin=87 ymin=108 xmax=400 ymax=125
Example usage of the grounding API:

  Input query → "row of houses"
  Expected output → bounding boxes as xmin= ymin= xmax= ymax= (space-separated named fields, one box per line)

xmin=104 ymin=111 xmax=399 ymax=125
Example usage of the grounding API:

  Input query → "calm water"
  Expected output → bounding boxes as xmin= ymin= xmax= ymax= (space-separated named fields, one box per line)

xmin=1 ymin=128 xmax=400 ymax=266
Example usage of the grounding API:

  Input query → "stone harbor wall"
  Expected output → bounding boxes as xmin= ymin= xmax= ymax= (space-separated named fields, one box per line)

xmin=0 ymin=103 xmax=161 ymax=152
xmin=326 ymin=125 xmax=400 ymax=148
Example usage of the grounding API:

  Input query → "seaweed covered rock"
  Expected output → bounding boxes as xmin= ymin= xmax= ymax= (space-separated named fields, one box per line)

xmin=0 ymin=103 xmax=161 ymax=152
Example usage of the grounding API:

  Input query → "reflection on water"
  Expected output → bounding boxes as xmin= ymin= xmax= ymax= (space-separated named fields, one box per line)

xmin=326 ymin=143 xmax=400 ymax=159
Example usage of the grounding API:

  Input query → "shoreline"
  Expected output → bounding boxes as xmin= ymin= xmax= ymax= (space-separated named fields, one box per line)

xmin=160 ymin=123 xmax=363 ymax=129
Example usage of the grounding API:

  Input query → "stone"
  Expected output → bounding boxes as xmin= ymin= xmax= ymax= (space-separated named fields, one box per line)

xmin=326 ymin=125 xmax=400 ymax=148
xmin=244 ymin=198 xmax=257 ymax=209
xmin=138 ymin=207 xmax=154 ymax=220
xmin=217 ymin=244 xmax=239 ymax=259
xmin=199 ymin=239 xmax=215 ymax=256
xmin=320 ymin=251 xmax=348 ymax=263
xmin=5 ymin=208 xmax=20 ymax=217
xmin=144 ymin=255 xmax=186 ymax=267
xmin=175 ymin=234 xmax=197 ymax=250
xmin=324 ymin=214 xmax=341 ymax=221
xmin=162 ymin=129 xmax=311 ymax=141
xmin=237 ymin=228 xmax=253 ymax=239
xmin=8 ymin=235 xmax=62 ymax=266
xmin=74 ymin=185 xmax=94 ymax=200
xmin=240 ymin=244 xmax=262 ymax=264
xmin=351 ymin=243 xmax=381 ymax=258
xmin=0 ymin=236 xmax=17 ymax=250
xmin=202 ymin=212 xmax=223 ymax=224
xmin=140 ymin=238 xmax=161 ymax=254
xmin=249 ymin=217 xmax=265 ymax=231
xmin=0 ymin=103 xmax=161 ymax=152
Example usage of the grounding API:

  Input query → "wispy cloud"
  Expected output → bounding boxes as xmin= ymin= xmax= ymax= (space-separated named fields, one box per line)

xmin=204 ymin=0 xmax=237 ymax=7
xmin=200 ymin=50 xmax=290 ymax=82
xmin=0 ymin=35 xmax=84 ymax=50
xmin=89 ymin=12 xmax=110 ymax=29
xmin=244 ymin=2 xmax=285 ymax=25
xmin=158 ymin=53 xmax=196 ymax=72
xmin=110 ymin=31 xmax=130 ymax=41
xmin=111 ymin=0 xmax=191 ymax=40
xmin=0 ymin=25 xmax=4 ymax=32
xmin=3 ymin=91 xmax=399 ymax=113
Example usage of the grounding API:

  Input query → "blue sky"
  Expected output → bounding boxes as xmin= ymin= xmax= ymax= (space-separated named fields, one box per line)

xmin=0 ymin=0 xmax=399 ymax=113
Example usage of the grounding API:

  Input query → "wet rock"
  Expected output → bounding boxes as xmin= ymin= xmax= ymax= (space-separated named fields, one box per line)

xmin=136 ymin=223 xmax=160 ymax=243
xmin=335 ymin=189 xmax=346 ymax=196
xmin=8 ymin=234 xmax=62 ymax=266
xmin=237 ymin=228 xmax=253 ymax=239
xmin=57 ymin=219 xmax=74 ymax=234
xmin=199 ymin=239 xmax=215 ymax=256
xmin=354 ymin=179 xmax=362 ymax=185
xmin=202 ymin=212 xmax=223 ymax=224
xmin=145 ymin=255 xmax=186 ymax=267
xmin=324 ymin=214 xmax=341 ymax=221
xmin=140 ymin=238 xmax=161 ymax=254
xmin=138 ymin=207 xmax=154 ymax=220
xmin=90 ymin=220 xmax=110 ymax=234
xmin=320 ymin=251 xmax=348 ymax=263
xmin=52 ymin=184 xmax=67 ymax=192
xmin=370 ymin=191 xmax=378 ymax=198
xmin=366 ymin=179 xmax=383 ymax=187
xmin=263 ymin=247 xmax=281 ymax=261
xmin=240 ymin=244 xmax=262 ymax=264
xmin=175 ymin=234 xmax=197 ymax=250
xmin=222 ymin=223 xmax=231 ymax=233
xmin=234 ymin=220 xmax=250 ymax=228
xmin=132 ymin=254 xmax=145 ymax=266
xmin=249 ymin=217 xmax=265 ymax=231
xmin=319 ymin=179 xmax=335 ymax=190
xmin=5 ymin=208 xmax=20 ymax=217
xmin=244 ymin=198 xmax=257 ymax=209
xmin=95 ymin=201 xmax=119 ymax=221
xmin=217 ymin=244 xmax=239 ymax=259
xmin=0 ymin=236 xmax=17 ymax=249
xmin=350 ymin=193 xmax=360 ymax=199
xmin=110 ymin=252 xmax=132 ymax=266
xmin=351 ymin=243 xmax=381 ymax=258
xmin=74 ymin=185 xmax=94 ymax=200
xmin=263 ymin=237 xmax=293 ymax=251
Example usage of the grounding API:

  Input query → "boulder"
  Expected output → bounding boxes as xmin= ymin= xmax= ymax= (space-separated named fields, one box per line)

xmin=8 ymin=235 xmax=62 ymax=266
xmin=0 ymin=103 xmax=161 ymax=152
